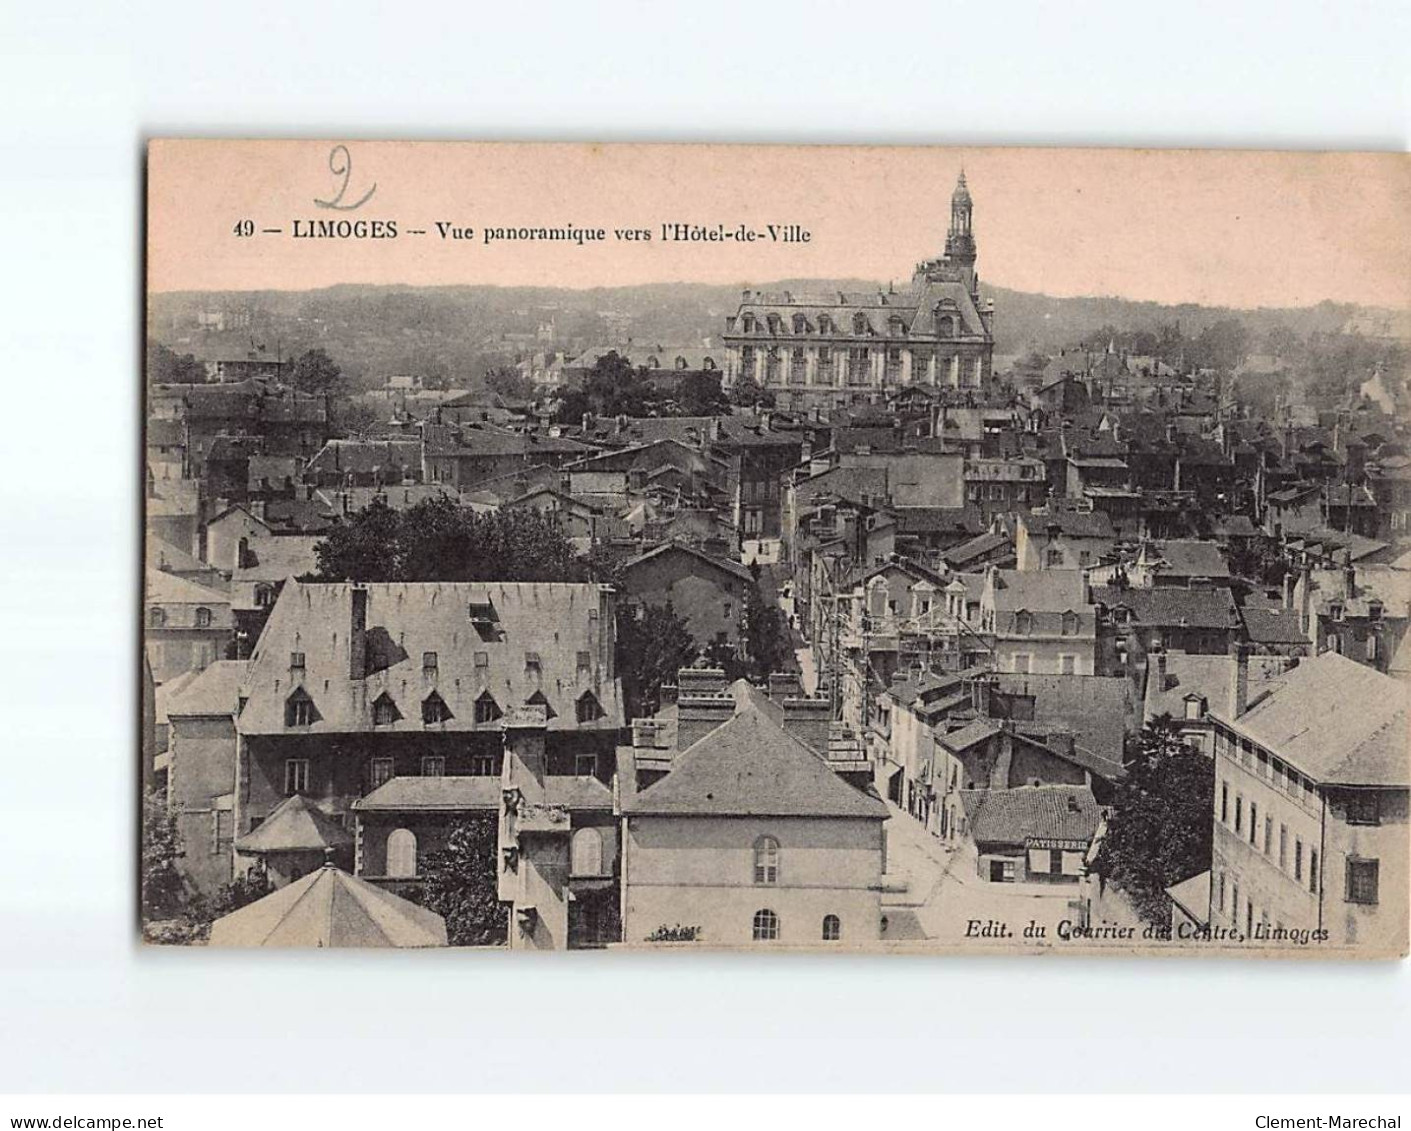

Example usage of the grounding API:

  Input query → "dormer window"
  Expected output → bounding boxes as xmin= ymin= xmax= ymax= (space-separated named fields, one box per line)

xmin=148 ymin=607 xmax=166 ymax=628
xmin=575 ymin=691 xmax=604 ymax=724
xmin=284 ymin=688 xmax=318 ymax=728
xmin=525 ymin=689 xmax=556 ymax=719
xmin=473 ymin=691 xmax=502 ymax=725
xmin=1329 ymin=602 xmax=1344 ymax=622
xmin=524 ymin=651 xmax=542 ymax=674
xmin=421 ymin=690 xmax=453 ymax=725
xmin=468 ymin=598 xmax=498 ymax=641
xmin=1061 ymin=611 xmax=1079 ymax=636
xmin=371 ymin=693 xmax=402 ymax=726
xmin=819 ymin=315 xmax=833 ymax=335
xmin=289 ymin=651 xmax=305 ymax=671
xmin=195 ymin=607 xmax=212 ymax=628
xmin=792 ymin=314 xmax=808 ymax=334
xmin=742 ymin=314 xmax=756 ymax=333
xmin=1014 ymin=610 xmax=1034 ymax=635
xmin=766 ymin=314 xmax=781 ymax=335
xmin=422 ymin=651 xmax=438 ymax=673
xmin=1368 ymin=602 xmax=1383 ymax=621
xmin=853 ymin=313 xmax=870 ymax=336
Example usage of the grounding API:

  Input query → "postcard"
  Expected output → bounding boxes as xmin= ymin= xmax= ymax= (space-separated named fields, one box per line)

xmin=142 ymin=140 xmax=1409 ymax=956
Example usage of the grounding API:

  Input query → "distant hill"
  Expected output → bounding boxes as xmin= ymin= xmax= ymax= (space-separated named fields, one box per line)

xmin=147 ymin=281 xmax=1407 ymax=391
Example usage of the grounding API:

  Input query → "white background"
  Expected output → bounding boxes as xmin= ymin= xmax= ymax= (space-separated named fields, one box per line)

xmin=0 ymin=0 xmax=1408 ymax=1095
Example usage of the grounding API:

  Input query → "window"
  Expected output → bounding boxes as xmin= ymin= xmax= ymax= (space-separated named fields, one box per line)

xmin=289 ymin=651 xmax=305 ymax=672
xmin=1249 ymin=802 xmax=1258 ymax=845
xmin=285 ymin=689 xmax=316 ymax=728
xmin=1220 ymin=782 xmax=1229 ymax=824
xmin=470 ymin=753 xmax=497 ymax=776
xmin=1345 ymin=792 xmax=1381 ymax=826
xmin=255 ymin=584 xmax=276 ymax=609
xmin=1012 ymin=654 xmax=1031 ymax=674
xmin=753 ymin=835 xmax=780 ymax=885
xmin=1279 ymin=824 xmax=1288 ymax=870
xmin=752 ymin=909 xmax=780 ymax=941
xmin=524 ymin=651 xmax=542 ymax=673
xmin=1049 ymin=849 xmax=1064 ymax=875
xmin=1346 ymin=858 xmax=1379 ymax=905
xmin=1218 ymin=872 xmax=1227 ymax=913
xmin=422 ymin=691 xmax=453 ymax=725
xmin=149 ymin=607 xmax=166 ymax=628
xmin=1230 ymin=881 xmax=1239 ymax=923
xmin=576 ymin=650 xmax=592 ymax=673
xmin=571 ymin=827 xmax=604 ymax=877
xmin=419 ymin=755 xmax=445 ymax=777
xmin=1045 ymin=549 xmax=1064 ymax=568
xmin=386 ymin=828 xmax=417 ymax=878
xmin=370 ymin=757 xmax=394 ymax=790
xmin=1309 ymin=850 xmax=1319 ymax=893
xmin=474 ymin=651 xmax=489 ymax=669
xmin=1294 ymin=838 xmax=1303 ymax=881
xmin=474 ymin=691 xmax=502 ymax=725
xmin=422 ymin=651 xmax=438 ymax=673
xmin=1014 ymin=610 xmax=1033 ymax=635
xmin=1235 ymin=795 xmax=1243 ymax=834
xmin=575 ymin=754 xmax=598 ymax=778
xmin=284 ymin=759 xmax=309 ymax=796
xmin=1366 ymin=635 xmax=1378 ymax=662
xmin=822 ymin=915 xmax=842 ymax=942
xmin=1263 ymin=816 xmax=1272 ymax=855
xmin=1061 ymin=611 xmax=1079 ymax=635
xmin=372 ymin=693 xmax=402 ymax=726
xmin=723 ymin=601 xmax=733 ymax=620
xmin=1060 ymin=654 xmax=1076 ymax=675
xmin=195 ymin=606 xmax=212 ymax=628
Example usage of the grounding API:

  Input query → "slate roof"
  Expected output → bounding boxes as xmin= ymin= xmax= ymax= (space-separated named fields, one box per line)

xmin=937 ymin=718 xmax=1002 ymax=752
xmin=990 ymin=672 xmax=1133 ymax=769
xmin=239 ymin=581 xmax=623 ymax=735
xmin=146 ymin=567 xmax=231 ymax=608
xmin=208 ymin=865 xmax=446 ymax=948
xmin=942 ymin=531 xmax=1012 ymax=568
xmin=623 ymin=704 xmax=888 ymax=819
xmin=1215 ymin=651 xmax=1408 ymax=787
xmin=1240 ymin=607 xmax=1310 ymax=646
xmin=1094 ymin=585 xmax=1240 ymax=630
xmin=959 ymin=785 xmax=1101 ymax=846
xmin=1138 ymin=540 xmax=1231 ymax=581
xmin=307 ymin=438 xmax=424 ymax=477
xmin=164 ymin=660 xmax=248 ymax=717
xmin=619 ymin=541 xmax=753 ymax=583
xmin=1018 ymin=510 xmax=1115 ymax=539
xmin=353 ymin=773 xmax=615 ymax=813
xmin=233 ymin=793 xmax=353 ymax=853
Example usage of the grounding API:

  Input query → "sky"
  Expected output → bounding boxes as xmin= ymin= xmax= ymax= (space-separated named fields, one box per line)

xmin=148 ymin=142 xmax=1411 ymax=311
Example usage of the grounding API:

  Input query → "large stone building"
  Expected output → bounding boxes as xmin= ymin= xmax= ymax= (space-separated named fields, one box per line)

xmin=722 ymin=173 xmax=995 ymax=411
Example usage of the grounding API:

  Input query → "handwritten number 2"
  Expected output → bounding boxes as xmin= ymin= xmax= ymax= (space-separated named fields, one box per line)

xmin=315 ymin=144 xmax=377 ymax=211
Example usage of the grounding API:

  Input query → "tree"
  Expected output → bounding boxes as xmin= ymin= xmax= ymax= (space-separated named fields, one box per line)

xmin=312 ymin=497 xmax=587 ymax=584
xmin=419 ymin=817 xmax=507 ymax=947
xmin=141 ymin=788 xmax=187 ymax=923
xmin=616 ymin=602 xmax=699 ymax=719
xmin=484 ymin=365 xmax=534 ymax=401
xmin=743 ymin=581 xmax=792 ymax=681
xmin=1090 ymin=717 xmax=1214 ymax=927
xmin=728 ymin=372 xmax=774 ymax=410
xmin=676 ymin=371 xmax=731 ymax=416
xmin=287 ymin=347 xmax=344 ymax=394
xmin=147 ymin=340 xmax=207 ymax=385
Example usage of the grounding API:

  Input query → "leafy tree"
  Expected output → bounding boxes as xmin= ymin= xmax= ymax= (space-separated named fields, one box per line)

xmin=1091 ymin=717 xmax=1214 ymax=927
xmin=728 ymin=372 xmax=775 ymax=410
xmin=287 ymin=347 xmax=344 ymax=394
xmin=484 ymin=365 xmax=534 ymax=401
xmin=676 ymin=371 xmax=731 ymax=416
xmin=313 ymin=497 xmax=587 ymax=583
xmin=141 ymin=789 xmax=187 ymax=923
xmin=616 ymin=602 xmax=699 ymax=719
xmin=419 ymin=818 xmax=507 ymax=947
xmin=147 ymin=340 xmax=207 ymax=385
xmin=328 ymin=396 xmax=383 ymax=438
xmin=743 ymin=582 xmax=792 ymax=681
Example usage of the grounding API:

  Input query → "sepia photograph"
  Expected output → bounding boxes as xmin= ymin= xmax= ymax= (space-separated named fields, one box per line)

xmin=141 ymin=141 xmax=1410 ymax=956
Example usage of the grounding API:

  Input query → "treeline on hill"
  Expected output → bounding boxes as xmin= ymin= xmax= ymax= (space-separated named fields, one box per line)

xmin=307 ymin=496 xmax=792 ymax=718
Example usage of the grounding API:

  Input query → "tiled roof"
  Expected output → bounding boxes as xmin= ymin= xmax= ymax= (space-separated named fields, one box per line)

xmin=1216 ymin=651 xmax=1407 ymax=787
xmin=308 ymin=439 xmax=424 ymax=477
xmin=937 ymin=718 xmax=1001 ymax=752
xmin=959 ymin=785 xmax=1101 ymax=846
xmin=208 ymin=865 xmax=446 ymax=948
xmin=619 ymin=541 xmax=753 ymax=583
xmin=165 ymin=660 xmax=248 ymax=717
xmin=942 ymin=531 xmax=1012 ymax=568
xmin=1138 ymin=540 xmax=1230 ymax=580
xmin=623 ymin=705 xmax=888 ymax=819
xmin=239 ymin=581 xmax=623 ymax=735
xmin=233 ymin=793 xmax=352 ymax=853
xmin=990 ymin=672 xmax=1133 ymax=767
xmin=1239 ymin=607 xmax=1309 ymax=645
xmin=1094 ymin=585 xmax=1240 ymax=630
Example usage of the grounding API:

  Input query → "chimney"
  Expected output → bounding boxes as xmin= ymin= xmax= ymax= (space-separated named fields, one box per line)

xmin=1150 ymin=644 xmax=1168 ymax=697
xmin=676 ymin=693 xmax=735 ymax=751
xmin=502 ymin=703 xmax=550 ymax=797
xmin=1228 ymin=642 xmax=1249 ymax=719
xmin=781 ymin=697 xmax=832 ymax=756
xmin=1297 ymin=565 xmax=1311 ymax=634
xmin=1282 ymin=571 xmax=1295 ymax=611
xmin=349 ymin=585 xmax=368 ymax=680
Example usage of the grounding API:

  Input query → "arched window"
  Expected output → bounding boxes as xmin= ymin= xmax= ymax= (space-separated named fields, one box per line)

xmin=386 ymin=828 xmax=417 ymax=878
xmin=822 ymin=914 xmax=841 ymax=941
xmin=195 ymin=606 xmax=212 ymax=628
xmin=742 ymin=314 xmax=756 ymax=333
xmin=571 ymin=827 xmax=604 ymax=877
xmin=752 ymin=908 xmax=780 ymax=941
xmin=753 ymin=835 xmax=779 ymax=884
xmin=148 ymin=607 xmax=166 ymax=628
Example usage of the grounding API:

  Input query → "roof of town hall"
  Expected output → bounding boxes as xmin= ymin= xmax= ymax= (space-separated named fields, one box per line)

xmin=1211 ymin=651 xmax=1408 ymax=788
xmin=238 ymin=581 xmax=623 ymax=735
xmin=622 ymin=700 xmax=888 ymax=820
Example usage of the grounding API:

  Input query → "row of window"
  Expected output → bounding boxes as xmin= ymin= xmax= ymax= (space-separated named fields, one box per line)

xmin=285 ymin=752 xmax=602 ymax=796
xmin=752 ymin=909 xmax=843 ymax=942
xmin=1214 ymin=729 xmax=1319 ymax=809
xmin=1009 ymin=653 xmax=1081 ymax=675
xmin=380 ymin=825 xmax=607 ymax=879
xmin=1217 ymin=856 xmax=1379 ymax=931
xmin=739 ymin=310 xmax=959 ymax=338
xmin=148 ymin=606 xmax=214 ymax=628
xmin=1219 ymin=781 xmax=1321 ymax=892
xmin=283 ymin=687 xmax=604 ymax=728
xmin=1011 ymin=610 xmax=1083 ymax=636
